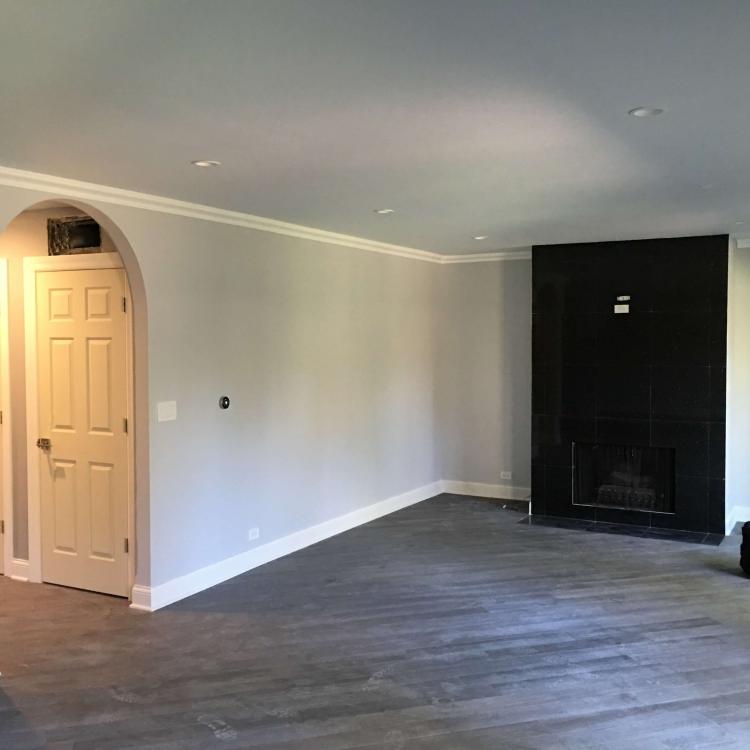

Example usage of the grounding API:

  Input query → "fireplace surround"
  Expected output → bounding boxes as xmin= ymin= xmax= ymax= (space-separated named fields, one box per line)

xmin=532 ymin=235 xmax=727 ymax=534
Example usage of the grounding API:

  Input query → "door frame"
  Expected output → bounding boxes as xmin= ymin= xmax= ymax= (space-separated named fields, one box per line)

xmin=0 ymin=258 xmax=11 ymax=577
xmin=23 ymin=252 xmax=135 ymax=596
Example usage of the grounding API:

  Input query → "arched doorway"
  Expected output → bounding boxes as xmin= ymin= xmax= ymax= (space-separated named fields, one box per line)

xmin=0 ymin=200 xmax=148 ymax=602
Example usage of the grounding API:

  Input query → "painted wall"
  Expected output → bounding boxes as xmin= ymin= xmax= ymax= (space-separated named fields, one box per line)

xmin=0 ymin=186 xmax=442 ymax=590
xmin=0 ymin=179 xmax=534 ymax=598
xmin=726 ymin=240 xmax=750 ymax=533
xmin=124 ymin=209 xmax=439 ymax=587
xmin=0 ymin=207 xmax=116 ymax=558
xmin=0 ymin=173 xmax=739 ymax=603
xmin=436 ymin=260 xmax=532 ymax=494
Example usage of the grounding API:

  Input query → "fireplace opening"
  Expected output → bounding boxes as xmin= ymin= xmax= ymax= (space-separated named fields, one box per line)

xmin=573 ymin=442 xmax=675 ymax=514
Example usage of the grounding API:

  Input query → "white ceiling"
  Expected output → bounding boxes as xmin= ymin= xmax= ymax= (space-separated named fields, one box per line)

xmin=2 ymin=0 xmax=750 ymax=255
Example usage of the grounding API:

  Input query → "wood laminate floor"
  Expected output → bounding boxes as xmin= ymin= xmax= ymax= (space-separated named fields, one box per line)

xmin=1 ymin=494 xmax=750 ymax=749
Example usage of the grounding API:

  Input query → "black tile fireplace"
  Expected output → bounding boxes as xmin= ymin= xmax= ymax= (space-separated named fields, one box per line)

xmin=532 ymin=235 xmax=727 ymax=534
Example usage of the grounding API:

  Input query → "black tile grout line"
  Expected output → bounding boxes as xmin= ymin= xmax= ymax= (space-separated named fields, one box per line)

xmin=518 ymin=515 xmax=723 ymax=546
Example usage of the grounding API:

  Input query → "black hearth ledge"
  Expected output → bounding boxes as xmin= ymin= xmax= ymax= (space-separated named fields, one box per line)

xmin=518 ymin=514 xmax=724 ymax=546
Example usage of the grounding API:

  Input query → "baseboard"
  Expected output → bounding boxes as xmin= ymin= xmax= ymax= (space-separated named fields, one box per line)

xmin=129 ymin=584 xmax=152 ymax=611
xmin=725 ymin=504 xmax=750 ymax=535
xmin=8 ymin=558 xmax=30 ymax=582
xmin=440 ymin=480 xmax=531 ymax=502
xmin=129 ymin=480 xmax=442 ymax=612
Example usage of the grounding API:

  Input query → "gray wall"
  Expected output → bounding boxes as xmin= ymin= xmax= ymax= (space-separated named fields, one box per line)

xmin=0 ymin=183 xmax=535 ymax=591
xmin=437 ymin=259 xmax=532 ymax=491
xmin=72 ymin=203 xmax=441 ymax=587
xmin=727 ymin=240 xmax=750 ymax=532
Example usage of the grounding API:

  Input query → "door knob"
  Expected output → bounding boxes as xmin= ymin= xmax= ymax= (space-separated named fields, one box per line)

xmin=36 ymin=437 xmax=51 ymax=451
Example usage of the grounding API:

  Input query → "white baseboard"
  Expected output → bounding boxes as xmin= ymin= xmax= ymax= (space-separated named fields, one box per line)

xmin=725 ymin=504 xmax=750 ymax=535
xmin=8 ymin=558 xmax=30 ymax=582
xmin=129 ymin=584 xmax=152 ymax=611
xmin=440 ymin=480 xmax=530 ymax=502
xmin=129 ymin=480 xmax=442 ymax=612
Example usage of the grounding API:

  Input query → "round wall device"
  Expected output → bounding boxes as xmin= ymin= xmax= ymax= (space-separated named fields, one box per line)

xmin=219 ymin=396 xmax=230 ymax=410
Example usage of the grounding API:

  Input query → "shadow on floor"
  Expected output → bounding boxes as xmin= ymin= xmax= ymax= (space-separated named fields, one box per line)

xmin=700 ymin=554 xmax=748 ymax=579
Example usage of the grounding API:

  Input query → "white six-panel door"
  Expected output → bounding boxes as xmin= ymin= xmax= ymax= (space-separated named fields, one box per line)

xmin=36 ymin=267 xmax=129 ymax=596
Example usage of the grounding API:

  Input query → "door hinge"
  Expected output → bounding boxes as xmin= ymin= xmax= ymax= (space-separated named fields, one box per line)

xmin=0 ymin=410 xmax=3 ymax=425
xmin=1 ymin=520 xmax=4 ymax=534
xmin=123 ymin=417 xmax=128 ymax=434
xmin=122 ymin=297 xmax=127 ymax=313
xmin=124 ymin=537 xmax=129 ymax=554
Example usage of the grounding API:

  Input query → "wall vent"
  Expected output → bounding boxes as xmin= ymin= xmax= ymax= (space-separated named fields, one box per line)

xmin=47 ymin=216 xmax=101 ymax=255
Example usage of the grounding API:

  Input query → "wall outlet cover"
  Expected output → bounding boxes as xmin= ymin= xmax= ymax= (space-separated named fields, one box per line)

xmin=248 ymin=527 xmax=260 ymax=541
xmin=500 ymin=471 xmax=512 ymax=481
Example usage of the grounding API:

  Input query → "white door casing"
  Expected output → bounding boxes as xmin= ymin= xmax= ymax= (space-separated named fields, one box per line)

xmin=0 ymin=259 xmax=10 ymax=576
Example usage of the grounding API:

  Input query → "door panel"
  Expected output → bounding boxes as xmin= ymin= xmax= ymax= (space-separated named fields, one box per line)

xmin=37 ymin=268 xmax=129 ymax=596
xmin=89 ymin=462 xmax=115 ymax=560
xmin=87 ymin=338 xmax=113 ymax=433
xmin=50 ymin=338 xmax=75 ymax=430
xmin=51 ymin=459 xmax=77 ymax=554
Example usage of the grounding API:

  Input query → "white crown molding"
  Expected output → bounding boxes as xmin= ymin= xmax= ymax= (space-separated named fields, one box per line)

xmin=440 ymin=249 xmax=532 ymax=263
xmin=0 ymin=165 xmax=529 ymax=265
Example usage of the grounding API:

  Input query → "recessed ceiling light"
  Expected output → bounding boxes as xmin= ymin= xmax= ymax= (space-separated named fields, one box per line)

xmin=190 ymin=159 xmax=221 ymax=167
xmin=473 ymin=235 xmax=488 ymax=241
xmin=628 ymin=106 xmax=664 ymax=118
xmin=374 ymin=208 xmax=395 ymax=215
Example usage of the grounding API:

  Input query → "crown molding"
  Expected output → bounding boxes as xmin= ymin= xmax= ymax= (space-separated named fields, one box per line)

xmin=440 ymin=249 xmax=532 ymax=263
xmin=0 ymin=165 xmax=528 ymax=264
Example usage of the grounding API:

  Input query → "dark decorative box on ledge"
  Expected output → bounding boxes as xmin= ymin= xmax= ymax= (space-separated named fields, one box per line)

xmin=532 ymin=235 xmax=727 ymax=534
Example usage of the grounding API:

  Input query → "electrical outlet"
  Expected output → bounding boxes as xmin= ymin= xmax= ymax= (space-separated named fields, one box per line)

xmin=248 ymin=527 xmax=260 ymax=541
xmin=500 ymin=471 xmax=512 ymax=481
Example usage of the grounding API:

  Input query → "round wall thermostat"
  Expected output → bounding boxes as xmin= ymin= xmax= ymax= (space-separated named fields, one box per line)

xmin=219 ymin=396 xmax=230 ymax=410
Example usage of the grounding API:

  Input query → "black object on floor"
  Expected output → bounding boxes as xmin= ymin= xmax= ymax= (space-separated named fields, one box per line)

xmin=741 ymin=521 xmax=750 ymax=576
xmin=519 ymin=514 xmax=724 ymax=546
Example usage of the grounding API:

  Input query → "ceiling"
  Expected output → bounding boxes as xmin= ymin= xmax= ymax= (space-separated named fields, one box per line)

xmin=2 ymin=0 xmax=750 ymax=255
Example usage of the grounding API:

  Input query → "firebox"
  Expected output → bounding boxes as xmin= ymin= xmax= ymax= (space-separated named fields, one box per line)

xmin=573 ymin=442 xmax=675 ymax=514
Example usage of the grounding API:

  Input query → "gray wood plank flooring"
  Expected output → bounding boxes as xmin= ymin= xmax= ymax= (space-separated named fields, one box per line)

xmin=2 ymin=494 xmax=750 ymax=749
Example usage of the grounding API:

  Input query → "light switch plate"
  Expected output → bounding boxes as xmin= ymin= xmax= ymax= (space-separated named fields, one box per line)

xmin=157 ymin=400 xmax=177 ymax=422
xmin=614 ymin=304 xmax=630 ymax=314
